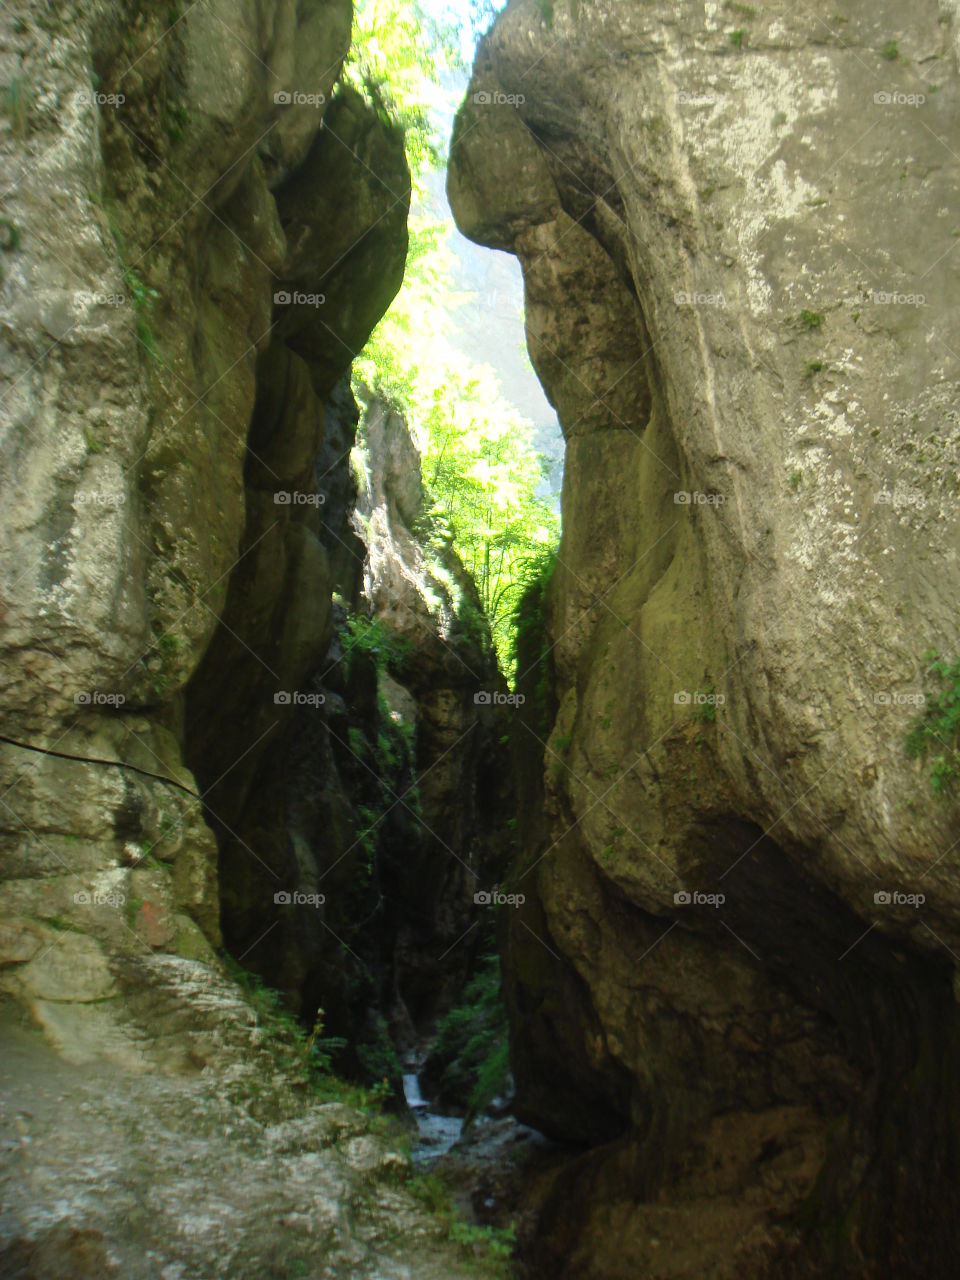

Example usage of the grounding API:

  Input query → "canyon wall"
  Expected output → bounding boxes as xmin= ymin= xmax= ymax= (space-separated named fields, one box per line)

xmin=0 ymin=0 xmax=364 ymax=1049
xmin=0 ymin=0 xmax=506 ymax=1079
xmin=450 ymin=1 xmax=960 ymax=1275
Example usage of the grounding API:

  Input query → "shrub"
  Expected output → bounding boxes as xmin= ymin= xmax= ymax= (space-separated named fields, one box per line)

xmin=905 ymin=649 xmax=960 ymax=795
xmin=342 ymin=613 xmax=410 ymax=676
xmin=427 ymin=954 xmax=510 ymax=1124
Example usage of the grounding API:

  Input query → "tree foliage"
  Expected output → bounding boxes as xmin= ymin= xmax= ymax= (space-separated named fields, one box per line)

xmin=354 ymin=224 xmax=558 ymax=669
xmin=348 ymin=0 xmax=558 ymax=674
xmin=344 ymin=0 xmax=464 ymax=178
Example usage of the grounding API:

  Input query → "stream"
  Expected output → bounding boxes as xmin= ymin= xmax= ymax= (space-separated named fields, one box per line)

xmin=402 ymin=1070 xmax=464 ymax=1162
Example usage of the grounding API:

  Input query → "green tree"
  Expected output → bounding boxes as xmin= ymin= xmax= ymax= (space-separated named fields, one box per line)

xmin=344 ymin=0 xmax=464 ymax=179
xmin=348 ymin=0 xmax=559 ymax=675
xmin=354 ymin=243 xmax=558 ymax=671
xmin=419 ymin=372 xmax=557 ymax=657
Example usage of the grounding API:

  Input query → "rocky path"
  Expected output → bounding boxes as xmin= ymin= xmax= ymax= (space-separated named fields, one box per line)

xmin=0 ymin=960 xmax=511 ymax=1280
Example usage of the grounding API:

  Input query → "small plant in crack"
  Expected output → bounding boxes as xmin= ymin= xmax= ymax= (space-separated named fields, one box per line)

xmin=124 ymin=267 xmax=159 ymax=313
xmin=83 ymin=425 xmax=106 ymax=454
xmin=691 ymin=684 xmax=722 ymax=723
xmin=117 ymin=247 xmax=164 ymax=365
xmin=905 ymin=649 xmax=960 ymax=796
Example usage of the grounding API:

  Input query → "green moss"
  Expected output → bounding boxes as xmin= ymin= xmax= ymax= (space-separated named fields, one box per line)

xmin=343 ymin=613 xmax=410 ymax=677
xmin=124 ymin=267 xmax=160 ymax=313
xmin=905 ymin=649 xmax=960 ymax=795
xmin=156 ymin=631 xmax=180 ymax=658
xmin=691 ymin=683 xmax=722 ymax=723
xmin=881 ymin=39 xmax=899 ymax=61
xmin=799 ymin=309 xmax=824 ymax=331
xmin=124 ymin=894 xmax=144 ymax=927
xmin=83 ymin=425 xmax=106 ymax=454
xmin=803 ymin=359 xmax=825 ymax=378
xmin=729 ymin=28 xmax=746 ymax=48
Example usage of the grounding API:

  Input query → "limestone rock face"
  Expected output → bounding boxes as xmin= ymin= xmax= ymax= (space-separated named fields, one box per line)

xmin=0 ymin=0 xmax=406 ymax=1055
xmin=450 ymin=2 xmax=960 ymax=1274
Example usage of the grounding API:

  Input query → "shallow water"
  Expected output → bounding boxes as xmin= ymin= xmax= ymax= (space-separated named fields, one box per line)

xmin=402 ymin=1071 xmax=464 ymax=1162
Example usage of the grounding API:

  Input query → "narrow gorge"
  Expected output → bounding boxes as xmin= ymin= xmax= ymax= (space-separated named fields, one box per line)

xmin=2 ymin=1 xmax=960 ymax=1278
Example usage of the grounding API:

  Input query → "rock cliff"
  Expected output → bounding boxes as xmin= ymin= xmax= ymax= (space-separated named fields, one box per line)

xmin=0 ymin=2 xmax=513 ymax=1271
xmin=0 ymin=0 xmax=505 ymax=1088
xmin=450 ymin=2 xmax=960 ymax=1275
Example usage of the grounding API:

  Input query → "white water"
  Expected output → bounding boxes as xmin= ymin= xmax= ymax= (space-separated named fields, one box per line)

xmin=403 ymin=1072 xmax=427 ymax=1109
xmin=402 ymin=1071 xmax=463 ymax=1161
